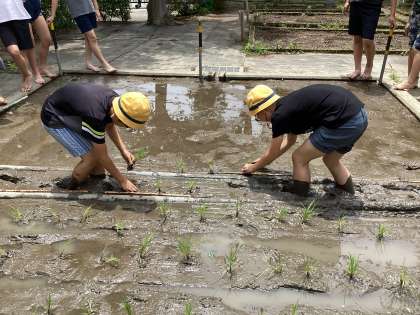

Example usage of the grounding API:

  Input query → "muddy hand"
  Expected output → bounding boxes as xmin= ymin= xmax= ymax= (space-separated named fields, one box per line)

xmin=241 ymin=162 xmax=257 ymax=175
xmin=120 ymin=178 xmax=138 ymax=192
xmin=127 ymin=160 xmax=136 ymax=171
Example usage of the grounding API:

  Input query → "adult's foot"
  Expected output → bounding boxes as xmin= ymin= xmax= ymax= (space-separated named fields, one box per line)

xmin=86 ymin=63 xmax=100 ymax=72
xmin=34 ymin=73 xmax=46 ymax=85
xmin=0 ymin=96 xmax=7 ymax=106
xmin=40 ymin=67 xmax=57 ymax=78
xmin=103 ymin=64 xmax=117 ymax=74
xmin=394 ymin=80 xmax=418 ymax=91
xmin=21 ymin=74 xmax=33 ymax=92
xmin=344 ymin=70 xmax=361 ymax=80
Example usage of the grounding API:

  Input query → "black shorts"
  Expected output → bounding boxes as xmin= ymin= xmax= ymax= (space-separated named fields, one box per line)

xmin=348 ymin=1 xmax=382 ymax=40
xmin=74 ymin=12 xmax=97 ymax=34
xmin=0 ymin=20 xmax=33 ymax=50
xmin=24 ymin=0 xmax=42 ymax=23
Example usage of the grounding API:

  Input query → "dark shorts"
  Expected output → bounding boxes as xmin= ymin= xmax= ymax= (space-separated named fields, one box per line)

xmin=74 ymin=12 xmax=97 ymax=34
xmin=348 ymin=1 xmax=382 ymax=40
xmin=0 ymin=20 xmax=33 ymax=50
xmin=409 ymin=10 xmax=420 ymax=50
xmin=309 ymin=108 xmax=368 ymax=154
xmin=24 ymin=0 xmax=42 ymax=23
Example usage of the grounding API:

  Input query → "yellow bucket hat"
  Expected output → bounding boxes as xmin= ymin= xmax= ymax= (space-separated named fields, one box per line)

xmin=245 ymin=85 xmax=280 ymax=116
xmin=112 ymin=92 xmax=151 ymax=128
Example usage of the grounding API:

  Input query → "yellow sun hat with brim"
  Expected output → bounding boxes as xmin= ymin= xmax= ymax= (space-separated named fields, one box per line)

xmin=245 ymin=85 xmax=280 ymax=116
xmin=112 ymin=92 xmax=151 ymax=129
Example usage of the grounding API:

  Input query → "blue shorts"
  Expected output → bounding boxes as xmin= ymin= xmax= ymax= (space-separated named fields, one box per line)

xmin=348 ymin=1 xmax=382 ymax=40
xmin=409 ymin=11 xmax=420 ymax=50
xmin=44 ymin=125 xmax=92 ymax=157
xmin=74 ymin=12 xmax=97 ymax=34
xmin=309 ymin=108 xmax=368 ymax=154
xmin=24 ymin=0 xmax=42 ymax=23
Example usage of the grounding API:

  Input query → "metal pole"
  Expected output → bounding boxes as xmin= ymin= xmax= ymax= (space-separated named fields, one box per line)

xmin=245 ymin=0 xmax=249 ymax=24
xmin=378 ymin=26 xmax=395 ymax=85
xmin=239 ymin=10 xmax=244 ymax=42
xmin=48 ymin=22 xmax=63 ymax=76
xmin=197 ymin=20 xmax=203 ymax=82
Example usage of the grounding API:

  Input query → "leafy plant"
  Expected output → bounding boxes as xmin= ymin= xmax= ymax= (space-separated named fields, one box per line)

xmin=114 ymin=221 xmax=125 ymax=237
xmin=242 ymin=40 xmax=269 ymax=55
xmin=184 ymin=302 xmax=192 ymax=315
xmin=138 ymin=233 xmax=154 ymax=260
xmin=186 ymin=180 xmax=198 ymax=193
xmin=376 ymin=223 xmax=388 ymax=241
xmin=9 ymin=207 xmax=23 ymax=223
xmin=346 ymin=255 xmax=359 ymax=279
xmin=196 ymin=204 xmax=208 ymax=222
xmin=105 ymin=255 xmax=120 ymax=268
xmin=80 ymin=205 xmax=93 ymax=223
xmin=176 ymin=158 xmax=186 ymax=173
xmin=134 ymin=147 xmax=148 ymax=161
xmin=337 ymin=215 xmax=346 ymax=234
xmin=287 ymin=41 xmax=302 ymax=54
xmin=276 ymin=207 xmax=288 ymax=222
xmin=290 ymin=303 xmax=298 ymax=315
xmin=120 ymin=299 xmax=134 ymax=315
xmin=301 ymin=200 xmax=316 ymax=224
xmin=225 ymin=243 xmax=240 ymax=276
xmin=207 ymin=160 xmax=215 ymax=174
xmin=303 ymin=258 xmax=314 ymax=278
xmin=268 ymin=251 xmax=283 ymax=274
xmin=177 ymin=238 xmax=192 ymax=263
xmin=399 ymin=267 xmax=411 ymax=289
xmin=158 ymin=202 xmax=170 ymax=225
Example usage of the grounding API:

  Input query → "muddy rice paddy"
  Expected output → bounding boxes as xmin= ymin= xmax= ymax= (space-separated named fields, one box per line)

xmin=0 ymin=75 xmax=419 ymax=314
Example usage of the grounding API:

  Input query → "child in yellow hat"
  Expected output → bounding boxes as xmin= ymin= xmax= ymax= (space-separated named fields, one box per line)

xmin=242 ymin=84 xmax=368 ymax=197
xmin=41 ymin=83 xmax=151 ymax=192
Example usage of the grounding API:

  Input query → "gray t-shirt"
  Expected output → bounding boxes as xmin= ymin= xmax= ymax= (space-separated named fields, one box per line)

xmin=65 ymin=0 xmax=95 ymax=18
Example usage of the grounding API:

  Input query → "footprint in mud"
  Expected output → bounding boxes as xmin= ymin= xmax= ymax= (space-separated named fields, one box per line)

xmin=0 ymin=174 xmax=23 ymax=184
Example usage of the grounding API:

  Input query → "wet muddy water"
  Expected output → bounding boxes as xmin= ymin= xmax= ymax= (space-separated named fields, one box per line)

xmin=0 ymin=75 xmax=419 ymax=314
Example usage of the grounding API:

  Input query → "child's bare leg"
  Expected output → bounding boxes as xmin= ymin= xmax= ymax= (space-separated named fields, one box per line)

xmin=84 ymin=37 xmax=100 ymax=72
xmin=32 ymin=15 xmax=55 ymax=77
xmin=7 ymin=44 xmax=32 ymax=92
xmin=361 ymin=38 xmax=375 ymax=79
xmin=84 ymin=30 xmax=116 ymax=73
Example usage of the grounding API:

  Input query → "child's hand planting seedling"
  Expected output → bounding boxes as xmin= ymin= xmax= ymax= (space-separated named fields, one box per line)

xmin=196 ymin=204 xmax=208 ymax=222
xmin=346 ymin=255 xmax=359 ymax=280
xmin=177 ymin=238 xmax=192 ymax=263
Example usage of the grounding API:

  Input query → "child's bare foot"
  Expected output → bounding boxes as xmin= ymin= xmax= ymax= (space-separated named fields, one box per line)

xmin=394 ymin=81 xmax=418 ymax=91
xmin=34 ymin=73 xmax=46 ymax=85
xmin=361 ymin=68 xmax=372 ymax=80
xmin=86 ymin=63 xmax=100 ymax=72
xmin=40 ymin=67 xmax=57 ymax=78
xmin=343 ymin=70 xmax=361 ymax=80
xmin=103 ymin=64 xmax=117 ymax=73
xmin=0 ymin=96 xmax=7 ymax=106
xmin=21 ymin=74 xmax=32 ymax=92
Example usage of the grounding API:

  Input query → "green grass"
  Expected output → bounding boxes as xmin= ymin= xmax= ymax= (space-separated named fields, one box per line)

xmin=158 ymin=202 xmax=171 ymax=224
xmin=177 ymin=238 xmax=192 ymax=263
xmin=105 ymin=255 xmax=120 ymax=268
xmin=286 ymin=41 xmax=303 ymax=54
xmin=120 ymin=299 xmax=134 ymax=315
xmin=196 ymin=204 xmax=208 ymax=222
xmin=176 ymin=158 xmax=186 ymax=173
xmin=225 ymin=243 xmax=240 ymax=276
xmin=138 ymin=233 xmax=154 ymax=260
xmin=114 ymin=221 xmax=125 ymax=237
xmin=242 ymin=40 xmax=269 ymax=55
xmin=376 ymin=223 xmax=388 ymax=241
xmin=399 ymin=267 xmax=411 ymax=289
xmin=186 ymin=180 xmax=198 ymax=193
xmin=134 ymin=147 xmax=148 ymax=161
xmin=9 ymin=207 xmax=23 ymax=223
xmin=184 ymin=302 xmax=192 ymax=315
xmin=346 ymin=255 xmax=359 ymax=279
xmin=268 ymin=251 xmax=283 ymax=274
xmin=303 ymin=258 xmax=314 ymax=278
xmin=276 ymin=207 xmax=288 ymax=222
xmin=301 ymin=200 xmax=316 ymax=224
xmin=337 ymin=215 xmax=346 ymax=234
xmin=290 ymin=303 xmax=298 ymax=315
xmin=80 ymin=205 xmax=93 ymax=224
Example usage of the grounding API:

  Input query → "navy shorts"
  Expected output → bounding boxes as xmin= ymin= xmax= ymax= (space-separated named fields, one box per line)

xmin=409 ymin=11 xmax=420 ymax=50
xmin=24 ymin=0 xmax=42 ymax=23
xmin=0 ymin=20 xmax=33 ymax=50
xmin=74 ymin=12 xmax=97 ymax=34
xmin=348 ymin=1 xmax=382 ymax=40
xmin=309 ymin=108 xmax=368 ymax=154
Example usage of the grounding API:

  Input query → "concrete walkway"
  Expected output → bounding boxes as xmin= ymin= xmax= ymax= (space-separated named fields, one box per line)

xmin=1 ymin=12 xmax=419 ymax=118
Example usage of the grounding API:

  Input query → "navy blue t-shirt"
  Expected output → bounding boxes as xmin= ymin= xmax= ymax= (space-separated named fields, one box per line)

xmin=41 ymin=83 xmax=117 ymax=144
xmin=271 ymin=84 xmax=364 ymax=138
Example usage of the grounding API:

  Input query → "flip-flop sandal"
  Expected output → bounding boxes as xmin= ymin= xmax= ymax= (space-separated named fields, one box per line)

xmin=343 ymin=73 xmax=361 ymax=81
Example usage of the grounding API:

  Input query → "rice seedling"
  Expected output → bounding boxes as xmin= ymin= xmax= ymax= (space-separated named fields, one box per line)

xmin=225 ymin=243 xmax=240 ymax=277
xmin=290 ymin=303 xmax=298 ymax=315
xmin=176 ymin=158 xmax=186 ymax=173
xmin=120 ymin=299 xmax=134 ymax=315
xmin=114 ymin=221 xmax=125 ymax=237
xmin=46 ymin=294 xmax=53 ymax=315
xmin=275 ymin=207 xmax=288 ymax=222
xmin=0 ymin=247 xmax=6 ymax=257
xmin=177 ymin=238 xmax=192 ymax=263
xmin=346 ymin=255 xmax=359 ymax=280
xmin=258 ymin=308 xmax=264 ymax=315
xmin=235 ymin=198 xmax=243 ymax=218
xmin=196 ymin=204 xmax=208 ymax=222
xmin=376 ymin=223 xmax=388 ymax=241
xmin=158 ymin=202 xmax=170 ymax=225
xmin=186 ymin=180 xmax=198 ymax=193
xmin=303 ymin=258 xmax=314 ymax=278
xmin=135 ymin=147 xmax=148 ymax=160
xmin=184 ymin=302 xmax=192 ymax=315
xmin=104 ymin=255 xmax=120 ymax=268
xmin=207 ymin=160 xmax=215 ymax=174
xmin=154 ymin=178 xmax=162 ymax=193
xmin=81 ymin=300 xmax=96 ymax=315
xmin=301 ymin=200 xmax=316 ymax=224
xmin=9 ymin=207 xmax=23 ymax=223
xmin=399 ymin=267 xmax=411 ymax=289
xmin=47 ymin=208 xmax=60 ymax=223
xmin=388 ymin=63 xmax=401 ymax=83
xmin=268 ymin=251 xmax=283 ymax=274
xmin=337 ymin=215 xmax=346 ymax=234
xmin=80 ymin=205 xmax=93 ymax=223
xmin=138 ymin=233 xmax=154 ymax=260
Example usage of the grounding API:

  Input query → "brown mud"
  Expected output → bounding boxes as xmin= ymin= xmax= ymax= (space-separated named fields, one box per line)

xmin=0 ymin=75 xmax=419 ymax=314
